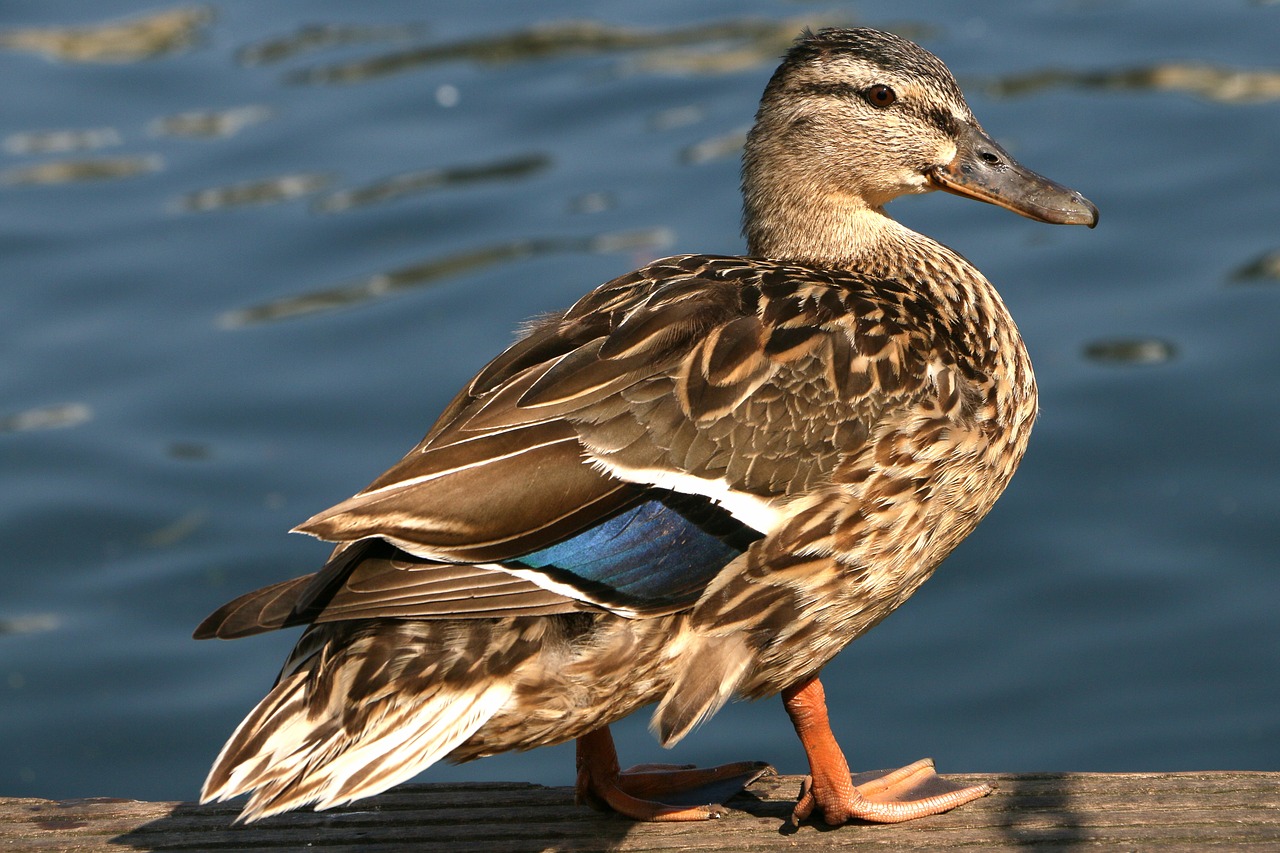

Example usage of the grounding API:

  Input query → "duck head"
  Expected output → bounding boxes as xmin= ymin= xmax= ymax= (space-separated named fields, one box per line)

xmin=743 ymin=27 xmax=1098 ymax=263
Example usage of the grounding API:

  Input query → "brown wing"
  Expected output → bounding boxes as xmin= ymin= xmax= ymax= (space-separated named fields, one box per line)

xmin=194 ymin=540 xmax=587 ymax=640
xmin=201 ymin=254 xmax=947 ymax=636
xmin=193 ymin=574 xmax=317 ymax=639
xmin=293 ymin=256 xmax=756 ymax=560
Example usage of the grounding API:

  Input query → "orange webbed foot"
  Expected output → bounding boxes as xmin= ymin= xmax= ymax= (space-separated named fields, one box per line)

xmin=575 ymin=727 xmax=773 ymax=821
xmin=782 ymin=675 xmax=995 ymax=826
xmin=792 ymin=757 xmax=995 ymax=825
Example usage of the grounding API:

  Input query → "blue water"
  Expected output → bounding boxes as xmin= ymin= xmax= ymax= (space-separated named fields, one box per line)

xmin=2 ymin=0 xmax=1277 ymax=805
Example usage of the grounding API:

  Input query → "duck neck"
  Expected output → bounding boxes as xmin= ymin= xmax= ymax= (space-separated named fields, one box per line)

xmin=742 ymin=175 xmax=920 ymax=271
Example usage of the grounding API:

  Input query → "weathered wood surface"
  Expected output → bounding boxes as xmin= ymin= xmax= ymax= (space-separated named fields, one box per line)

xmin=2 ymin=772 xmax=1277 ymax=852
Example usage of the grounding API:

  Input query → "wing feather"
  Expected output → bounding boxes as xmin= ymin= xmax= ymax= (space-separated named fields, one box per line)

xmin=193 ymin=575 xmax=317 ymax=639
xmin=200 ymin=254 xmax=952 ymax=635
xmin=296 ymin=421 xmax=639 ymax=563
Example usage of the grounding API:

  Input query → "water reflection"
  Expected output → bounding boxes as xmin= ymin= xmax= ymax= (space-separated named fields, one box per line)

xmin=149 ymin=106 xmax=274 ymax=139
xmin=568 ymin=191 xmax=616 ymax=215
xmin=312 ymin=153 xmax=551 ymax=214
xmin=0 ymin=615 xmax=60 ymax=638
xmin=0 ymin=5 xmax=212 ymax=63
xmin=280 ymin=17 xmax=859 ymax=85
xmin=0 ymin=155 xmax=162 ymax=186
xmin=219 ymin=227 xmax=673 ymax=327
xmin=1229 ymin=249 xmax=1280 ymax=283
xmin=0 ymin=403 xmax=92 ymax=433
xmin=681 ymin=127 xmax=749 ymax=165
xmin=145 ymin=511 xmax=209 ymax=549
xmin=166 ymin=442 xmax=213 ymax=461
xmin=236 ymin=23 xmax=428 ymax=67
xmin=987 ymin=62 xmax=1280 ymax=104
xmin=4 ymin=127 xmax=122 ymax=155
xmin=1083 ymin=338 xmax=1178 ymax=365
xmin=175 ymin=173 xmax=333 ymax=212
xmin=648 ymin=105 xmax=707 ymax=132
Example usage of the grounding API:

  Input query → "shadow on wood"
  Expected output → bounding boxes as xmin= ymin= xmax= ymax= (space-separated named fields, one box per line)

xmin=2 ymin=771 xmax=1277 ymax=851
xmin=110 ymin=781 xmax=646 ymax=852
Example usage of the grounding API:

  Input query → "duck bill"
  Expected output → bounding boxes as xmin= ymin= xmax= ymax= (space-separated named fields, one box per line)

xmin=928 ymin=122 xmax=1098 ymax=227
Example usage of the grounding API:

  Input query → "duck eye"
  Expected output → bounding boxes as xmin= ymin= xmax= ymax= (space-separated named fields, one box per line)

xmin=864 ymin=84 xmax=897 ymax=108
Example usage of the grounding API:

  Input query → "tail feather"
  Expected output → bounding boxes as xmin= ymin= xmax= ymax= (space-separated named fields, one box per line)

xmin=234 ymin=685 xmax=509 ymax=821
xmin=201 ymin=621 xmax=521 ymax=822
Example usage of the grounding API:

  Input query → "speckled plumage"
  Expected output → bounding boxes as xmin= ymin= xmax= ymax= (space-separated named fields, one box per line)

xmin=197 ymin=26 xmax=1095 ymax=825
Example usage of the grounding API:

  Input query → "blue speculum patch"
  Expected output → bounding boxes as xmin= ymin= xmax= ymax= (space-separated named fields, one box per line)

xmin=516 ymin=498 xmax=760 ymax=606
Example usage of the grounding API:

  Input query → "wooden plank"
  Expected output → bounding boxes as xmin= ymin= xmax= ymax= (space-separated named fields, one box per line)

xmin=1 ymin=772 xmax=1277 ymax=852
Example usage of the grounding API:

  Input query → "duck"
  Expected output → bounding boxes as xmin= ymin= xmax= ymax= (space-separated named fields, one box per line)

xmin=195 ymin=26 xmax=1097 ymax=827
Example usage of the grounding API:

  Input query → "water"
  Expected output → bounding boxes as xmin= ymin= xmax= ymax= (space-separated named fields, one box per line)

xmin=2 ymin=0 xmax=1277 ymax=806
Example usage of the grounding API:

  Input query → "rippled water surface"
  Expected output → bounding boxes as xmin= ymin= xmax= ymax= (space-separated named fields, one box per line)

xmin=2 ymin=1 xmax=1277 ymax=804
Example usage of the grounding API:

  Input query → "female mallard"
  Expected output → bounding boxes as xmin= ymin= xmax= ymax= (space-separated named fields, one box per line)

xmin=197 ymin=27 xmax=1096 ymax=826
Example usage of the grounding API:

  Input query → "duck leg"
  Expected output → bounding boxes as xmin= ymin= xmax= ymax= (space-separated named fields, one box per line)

xmin=574 ymin=726 xmax=773 ymax=821
xmin=781 ymin=675 xmax=995 ymax=825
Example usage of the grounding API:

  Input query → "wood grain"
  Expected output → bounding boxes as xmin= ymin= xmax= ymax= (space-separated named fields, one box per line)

xmin=2 ymin=772 xmax=1277 ymax=852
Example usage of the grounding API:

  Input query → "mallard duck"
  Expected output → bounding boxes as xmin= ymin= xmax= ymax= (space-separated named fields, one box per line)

xmin=196 ymin=26 xmax=1096 ymax=827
